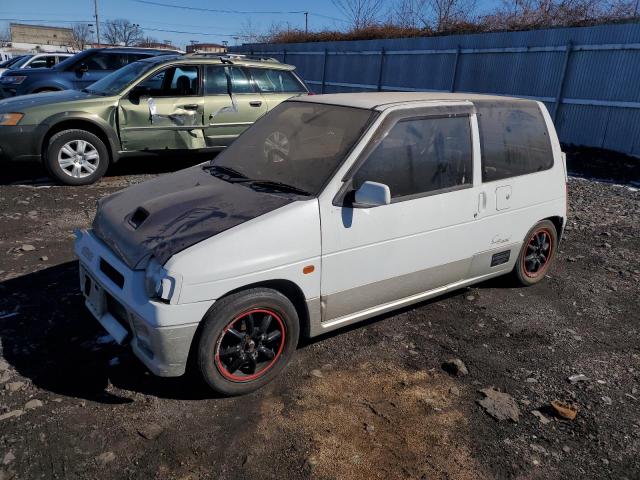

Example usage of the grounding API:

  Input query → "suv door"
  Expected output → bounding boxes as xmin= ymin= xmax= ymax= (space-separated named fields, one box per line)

xmin=247 ymin=67 xmax=308 ymax=109
xmin=319 ymin=108 xmax=479 ymax=323
xmin=118 ymin=64 xmax=205 ymax=152
xmin=203 ymin=65 xmax=267 ymax=148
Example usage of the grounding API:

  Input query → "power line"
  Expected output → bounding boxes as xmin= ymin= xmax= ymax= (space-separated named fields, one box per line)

xmin=130 ymin=0 xmax=347 ymax=22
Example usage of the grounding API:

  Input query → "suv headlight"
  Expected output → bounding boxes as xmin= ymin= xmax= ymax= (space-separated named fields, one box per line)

xmin=144 ymin=258 xmax=177 ymax=301
xmin=0 ymin=76 xmax=26 ymax=85
xmin=0 ymin=113 xmax=23 ymax=126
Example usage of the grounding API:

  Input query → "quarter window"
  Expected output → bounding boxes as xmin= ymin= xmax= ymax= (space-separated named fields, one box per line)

xmin=477 ymin=101 xmax=553 ymax=182
xmin=249 ymin=68 xmax=306 ymax=93
xmin=353 ymin=116 xmax=473 ymax=199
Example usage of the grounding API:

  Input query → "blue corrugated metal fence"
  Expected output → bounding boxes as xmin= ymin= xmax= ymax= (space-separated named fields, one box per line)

xmin=232 ymin=22 xmax=640 ymax=157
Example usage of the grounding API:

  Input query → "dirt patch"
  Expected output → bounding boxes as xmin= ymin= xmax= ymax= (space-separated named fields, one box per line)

xmin=257 ymin=363 xmax=485 ymax=480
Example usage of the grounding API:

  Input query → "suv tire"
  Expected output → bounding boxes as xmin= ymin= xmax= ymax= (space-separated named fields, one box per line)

xmin=197 ymin=288 xmax=300 ymax=396
xmin=514 ymin=219 xmax=558 ymax=286
xmin=45 ymin=129 xmax=109 ymax=185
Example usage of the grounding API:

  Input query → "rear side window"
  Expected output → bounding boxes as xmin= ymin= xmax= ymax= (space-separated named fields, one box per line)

xmin=477 ymin=101 xmax=553 ymax=182
xmin=249 ymin=68 xmax=306 ymax=93
xmin=205 ymin=66 xmax=253 ymax=94
xmin=84 ymin=52 xmax=125 ymax=70
xmin=353 ymin=116 xmax=473 ymax=200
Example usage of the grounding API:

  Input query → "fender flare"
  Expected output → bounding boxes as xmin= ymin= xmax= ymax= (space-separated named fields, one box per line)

xmin=39 ymin=111 xmax=121 ymax=162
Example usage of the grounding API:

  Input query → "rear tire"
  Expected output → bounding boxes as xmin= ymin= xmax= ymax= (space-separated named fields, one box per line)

xmin=197 ymin=288 xmax=299 ymax=396
xmin=45 ymin=129 xmax=109 ymax=185
xmin=514 ymin=220 xmax=558 ymax=286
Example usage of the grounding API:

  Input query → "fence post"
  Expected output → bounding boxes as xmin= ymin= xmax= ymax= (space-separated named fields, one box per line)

xmin=321 ymin=48 xmax=328 ymax=94
xmin=377 ymin=47 xmax=386 ymax=91
xmin=283 ymin=48 xmax=287 ymax=64
xmin=553 ymin=41 xmax=573 ymax=123
xmin=450 ymin=45 xmax=461 ymax=92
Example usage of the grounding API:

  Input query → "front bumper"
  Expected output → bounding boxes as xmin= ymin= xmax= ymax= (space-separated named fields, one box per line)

xmin=74 ymin=229 xmax=215 ymax=377
xmin=0 ymin=124 xmax=43 ymax=163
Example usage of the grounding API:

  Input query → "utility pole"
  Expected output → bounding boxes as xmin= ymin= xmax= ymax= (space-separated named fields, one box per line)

xmin=304 ymin=12 xmax=308 ymax=34
xmin=94 ymin=0 xmax=101 ymax=47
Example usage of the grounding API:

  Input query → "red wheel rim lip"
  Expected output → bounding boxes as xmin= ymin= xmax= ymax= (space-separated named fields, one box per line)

xmin=215 ymin=308 xmax=286 ymax=382
xmin=522 ymin=228 xmax=553 ymax=278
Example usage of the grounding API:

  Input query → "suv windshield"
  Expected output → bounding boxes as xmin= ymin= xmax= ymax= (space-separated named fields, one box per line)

xmin=7 ymin=55 xmax=33 ymax=69
xmin=210 ymin=101 xmax=376 ymax=196
xmin=84 ymin=61 xmax=156 ymax=96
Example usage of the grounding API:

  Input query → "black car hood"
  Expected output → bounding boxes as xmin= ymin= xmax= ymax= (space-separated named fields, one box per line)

xmin=92 ymin=164 xmax=295 ymax=269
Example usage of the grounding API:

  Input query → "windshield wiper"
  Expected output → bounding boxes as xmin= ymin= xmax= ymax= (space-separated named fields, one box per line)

xmin=247 ymin=180 xmax=311 ymax=196
xmin=203 ymin=164 xmax=249 ymax=182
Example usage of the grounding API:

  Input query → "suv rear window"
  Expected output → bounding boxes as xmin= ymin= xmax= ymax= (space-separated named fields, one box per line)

xmin=353 ymin=115 xmax=473 ymax=199
xmin=249 ymin=68 xmax=306 ymax=93
xmin=477 ymin=101 xmax=553 ymax=182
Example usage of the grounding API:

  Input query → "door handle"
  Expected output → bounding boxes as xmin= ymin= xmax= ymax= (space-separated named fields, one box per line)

xmin=249 ymin=100 xmax=263 ymax=107
xmin=182 ymin=104 xmax=199 ymax=111
xmin=477 ymin=191 xmax=487 ymax=215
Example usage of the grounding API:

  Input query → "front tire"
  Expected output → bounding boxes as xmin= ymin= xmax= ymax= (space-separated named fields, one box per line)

xmin=45 ymin=129 xmax=109 ymax=185
xmin=514 ymin=220 xmax=558 ymax=286
xmin=197 ymin=288 xmax=300 ymax=396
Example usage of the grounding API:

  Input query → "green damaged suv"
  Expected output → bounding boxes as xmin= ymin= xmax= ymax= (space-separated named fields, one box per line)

xmin=0 ymin=54 xmax=309 ymax=184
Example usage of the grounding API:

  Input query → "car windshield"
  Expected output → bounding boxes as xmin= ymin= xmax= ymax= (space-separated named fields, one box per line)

xmin=7 ymin=55 xmax=33 ymax=69
xmin=209 ymin=101 xmax=376 ymax=196
xmin=83 ymin=61 xmax=156 ymax=96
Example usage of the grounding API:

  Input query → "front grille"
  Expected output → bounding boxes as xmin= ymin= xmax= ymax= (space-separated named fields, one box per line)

xmin=99 ymin=259 xmax=124 ymax=288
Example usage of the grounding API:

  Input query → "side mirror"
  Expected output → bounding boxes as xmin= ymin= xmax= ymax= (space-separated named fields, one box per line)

xmin=128 ymin=86 xmax=150 ymax=104
xmin=76 ymin=63 xmax=89 ymax=74
xmin=352 ymin=181 xmax=391 ymax=208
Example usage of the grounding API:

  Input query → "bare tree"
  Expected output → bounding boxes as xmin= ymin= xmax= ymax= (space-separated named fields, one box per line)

xmin=482 ymin=0 xmax=609 ymax=29
xmin=332 ymin=0 xmax=385 ymax=29
xmin=390 ymin=0 xmax=430 ymax=28
xmin=71 ymin=23 xmax=93 ymax=51
xmin=239 ymin=19 xmax=263 ymax=43
xmin=103 ymin=19 xmax=144 ymax=46
xmin=427 ymin=0 xmax=477 ymax=31
xmin=137 ymin=36 xmax=160 ymax=47
xmin=0 ymin=26 xmax=11 ymax=47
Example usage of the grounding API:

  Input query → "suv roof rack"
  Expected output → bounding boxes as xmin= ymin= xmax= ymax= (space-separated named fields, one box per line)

xmin=185 ymin=52 xmax=280 ymax=63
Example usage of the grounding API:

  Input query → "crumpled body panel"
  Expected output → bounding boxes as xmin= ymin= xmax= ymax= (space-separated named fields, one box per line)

xmin=92 ymin=164 xmax=293 ymax=269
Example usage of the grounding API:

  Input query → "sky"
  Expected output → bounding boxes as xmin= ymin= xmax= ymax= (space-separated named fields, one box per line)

xmin=0 ymin=0 xmax=500 ymax=49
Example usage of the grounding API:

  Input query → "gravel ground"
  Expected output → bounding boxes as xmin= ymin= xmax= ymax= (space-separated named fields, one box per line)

xmin=0 ymin=160 xmax=638 ymax=480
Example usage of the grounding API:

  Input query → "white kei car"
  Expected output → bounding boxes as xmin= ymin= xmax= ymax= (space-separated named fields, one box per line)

xmin=75 ymin=92 xmax=567 ymax=395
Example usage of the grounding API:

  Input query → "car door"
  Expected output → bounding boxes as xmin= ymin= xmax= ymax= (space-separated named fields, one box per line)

xmin=118 ymin=64 xmax=206 ymax=152
xmin=319 ymin=106 xmax=480 ymax=323
xmin=203 ymin=65 xmax=267 ymax=148
xmin=247 ymin=67 xmax=308 ymax=109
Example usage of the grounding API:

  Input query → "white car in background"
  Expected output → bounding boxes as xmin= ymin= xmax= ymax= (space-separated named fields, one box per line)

xmin=0 ymin=53 xmax=73 ymax=76
xmin=75 ymin=92 xmax=567 ymax=396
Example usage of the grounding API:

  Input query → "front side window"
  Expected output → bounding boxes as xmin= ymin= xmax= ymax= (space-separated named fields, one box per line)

xmin=26 ymin=56 xmax=56 ymax=68
xmin=353 ymin=116 xmax=473 ymax=199
xmin=137 ymin=65 xmax=200 ymax=96
xmin=211 ymin=101 xmax=375 ymax=195
xmin=477 ymin=101 xmax=553 ymax=182
xmin=249 ymin=68 xmax=306 ymax=93
xmin=83 ymin=52 xmax=126 ymax=71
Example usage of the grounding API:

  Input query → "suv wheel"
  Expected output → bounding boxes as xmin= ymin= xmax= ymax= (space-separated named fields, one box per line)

xmin=514 ymin=219 xmax=558 ymax=286
xmin=45 ymin=129 xmax=109 ymax=185
xmin=197 ymin=288 xmax=300 ymax=396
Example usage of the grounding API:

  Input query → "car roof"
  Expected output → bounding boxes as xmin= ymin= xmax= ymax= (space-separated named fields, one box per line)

xmin=138 ymin=54 xmax=296 ymax=70
xmin=293 ymin=92 xmax=536 ymax=110
xmin=91 ymin=47 xmax=183 ymax=55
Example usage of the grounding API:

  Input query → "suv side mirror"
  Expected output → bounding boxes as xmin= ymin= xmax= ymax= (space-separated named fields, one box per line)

xmin=353 ymin=181 xmax=391 ymax=208
xmin=76 ymin=62 xmax=89 ymax=74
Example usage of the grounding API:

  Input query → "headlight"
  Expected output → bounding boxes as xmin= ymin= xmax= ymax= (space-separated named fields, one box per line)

xmin=0 ymin=76 xmax=26 ymax=85
xmin=144 ymin=258 xmax=176 ymax=301
xmin=0 ymin=113 xmax=24 ymax=126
